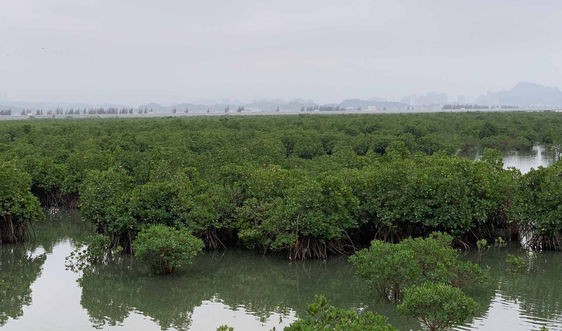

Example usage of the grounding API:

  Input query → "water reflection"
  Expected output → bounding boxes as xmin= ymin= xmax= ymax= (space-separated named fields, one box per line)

xmin=77 ymin=250 xmax=379 ymax=330
xmin=502 ymin=145 xmax=555 ymax=174
xmin=458 ymin=249 xmax=562 ymax=331
xmin=458 ymin=291 xmax=562 ymax=331
xmin=0 ymin=244 xmax=45 ymax=327
xmin=36 ymin=210 xmax=90 ymax=252
xmin=1 ymin=218 xmax=562 ymax=330
xmin=189 ymin=299 xmax=296 ymax=330
xmin=461 ymin=145 xmax=556 ymax=174
xmin=488 ymin=250 xmax=562 ymax=322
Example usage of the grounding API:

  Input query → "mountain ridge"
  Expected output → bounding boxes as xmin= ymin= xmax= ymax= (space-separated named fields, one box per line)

xmin=3 ymin=82 xmax=562 ymax=112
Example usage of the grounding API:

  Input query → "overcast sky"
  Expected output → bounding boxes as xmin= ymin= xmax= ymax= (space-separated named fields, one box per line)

xmin=1 ymin=0 xmax=562 ymax=105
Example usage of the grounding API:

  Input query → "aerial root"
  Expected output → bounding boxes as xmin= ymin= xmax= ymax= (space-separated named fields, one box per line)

xmin=289 ymin=237 xmax=351 ymax=260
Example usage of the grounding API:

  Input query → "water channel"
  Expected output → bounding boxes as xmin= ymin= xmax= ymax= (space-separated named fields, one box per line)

xmin=0 ymin=149 xmax=560 ymax=331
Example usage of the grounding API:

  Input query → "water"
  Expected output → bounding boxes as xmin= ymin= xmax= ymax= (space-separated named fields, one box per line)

xmin=502 ymin=145 xmax=556 ymax=174
xmin=457 ymin=250 xmax=562 ymax=331
xmin=1 ymin=213 xmax=561 ymax=331
xmin=465 ymin=145 xmax=557 ymax=174
xmin=458 ymin=145 xmax=559 ymax=174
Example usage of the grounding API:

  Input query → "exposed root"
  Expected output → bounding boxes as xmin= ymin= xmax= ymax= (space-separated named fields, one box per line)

xmin=1 ymin=215 xmax=33 ymax=244
xmin=288 ymin=236 xmax=353 ymax=260
xmin=453 ymin=238 xmax=470 ymax=250
xmin=521 ymin=227 xmax=561 ymax=251
xmin=32 ymin=187 xmax=78 ymax=209
xmin=201 ymin=228 xmax=226 ymax=250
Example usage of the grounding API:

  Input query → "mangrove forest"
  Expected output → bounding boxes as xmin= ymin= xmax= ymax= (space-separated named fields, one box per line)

xmin=0 ymin=111 xmax=561 ymax=330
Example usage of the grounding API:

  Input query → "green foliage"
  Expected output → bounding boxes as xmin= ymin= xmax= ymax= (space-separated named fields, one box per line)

xmin=481 ymin=148 xmax=504 ymax=169
xmin=476 ymin=239 xmax=488 ymax=251
xmin=80 ymin=168 xmax=207 ymax=252
xmin=494 ymin=236 xmax=507 ymax=248
xmin=0 ymin=161 xmax=44 ymax=243
xmin=216 ymin=326 xmax=234 ymax=331
xmin=235 ymin=166 xmax=359 ymax=259
xmin=0 ymin=113 xmax=561 ymax=256
xmin=397 ymin=283 xmax=478 ymax=331
xmin=79 ymin=168 xmax=133 ymax=250
xmin=284 ymin=295 xmax=397 ymax=331
xmin=132 ymin=225 xmax=204 ymax=274
xmin=349 ymin=233 xmax=484 ymax=301
xmin=505 ymin=254 xmax=526 ymax=273
xmin=352 ymin=154 xmax=516 ymax=241
xmin=126 ymin=177 xmax=193 ymax=228
xmin=511 ymin=161 xmax=562 ymax=249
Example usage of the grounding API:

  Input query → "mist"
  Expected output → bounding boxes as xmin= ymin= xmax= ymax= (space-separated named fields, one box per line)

xmin=1 ymin=0 xmax=562 ymax=105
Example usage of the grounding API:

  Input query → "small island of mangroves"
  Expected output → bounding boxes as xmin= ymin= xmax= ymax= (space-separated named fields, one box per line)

xmin=1 ymin=111 xmax=561 ymax=330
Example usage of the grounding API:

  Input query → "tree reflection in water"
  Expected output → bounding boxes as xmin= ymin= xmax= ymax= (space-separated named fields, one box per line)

xmin=0 ymin=244 xmax=46 ymax=326
xmin=77 ymin=250 xmax=390 ymax=330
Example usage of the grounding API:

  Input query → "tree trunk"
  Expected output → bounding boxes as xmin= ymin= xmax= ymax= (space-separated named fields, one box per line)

xmin=1 ymin=215 xmax=17 ymax=243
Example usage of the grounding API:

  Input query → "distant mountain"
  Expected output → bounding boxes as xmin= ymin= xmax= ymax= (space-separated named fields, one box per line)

xmin=476 ymin=82 xmax=562 ymax=107
xmin=7 ymin=82 xmax=562 ymax=115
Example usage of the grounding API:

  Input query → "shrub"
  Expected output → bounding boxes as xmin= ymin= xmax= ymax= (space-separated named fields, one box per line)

xmin=476 ymin=239 xmax=488 ymax=251
xmin=0 ymin=161 xmax=44 ymax=243
xmin=132 ymin=225 xmax=204 ymax=274
xmin=511 ymin=161 xmax=562 ymax=250
xmin=494 ymin=236 xmax=507 ymax=248
xmin=352 ymin=154 xmax=516 ymax=241
xmin=397 ymin=283 xmax=478 ymax=331
xmin=349 ymin=233 xmax=484 ymax=301
xmin=79 ymin=168 xmax=133 ymax=250
xmin=505 ymin=253 xmax=526 ymax=273
xmin=284 ymin=295 xmax=397 ymax=331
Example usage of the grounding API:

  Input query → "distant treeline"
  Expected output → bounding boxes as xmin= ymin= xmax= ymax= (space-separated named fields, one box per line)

xmin=6 ymin=108 xmax=152 ymax=117
xmin=0 ymin=112 xmax=561 ymax=254
xmin=442 ymin=104 xmax=520 ymax=110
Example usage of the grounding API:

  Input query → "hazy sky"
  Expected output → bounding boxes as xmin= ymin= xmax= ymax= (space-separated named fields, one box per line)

xmin=1 ymin=0 xmax=562 ymax=105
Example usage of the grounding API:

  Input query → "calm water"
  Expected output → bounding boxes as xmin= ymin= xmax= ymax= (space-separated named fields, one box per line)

xmin=502 ymin=145 xmax=557 ymax=174
xmin=1 ymin=213 xmax=561 ymax=331
xmin=466 ymin=145 xmax=557 ymax=174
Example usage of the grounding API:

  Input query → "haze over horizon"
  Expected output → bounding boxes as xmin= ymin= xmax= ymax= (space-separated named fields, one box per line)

xmin=2 ymin=0 xmax=562 ymax=105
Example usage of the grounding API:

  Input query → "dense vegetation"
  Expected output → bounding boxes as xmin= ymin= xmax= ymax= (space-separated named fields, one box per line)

xmin=284 ymin=295 xmax=397 ymax=331
xmin=349 ymin=233 xmax=484 ymax=301
xmin=397 ymin=283 xmax=478 ymax=331
xmin=349 ymin=233 xmax=483 ymax=329
xmin=0 ymin=162 xmax=44 ymax=243
xmin=0 ymin=112 xmax=561 ymax=256
xmin=511 ymin=161 xmax=562 ymax=250
xmin=132 ymin=225 xmax=203 ymax=274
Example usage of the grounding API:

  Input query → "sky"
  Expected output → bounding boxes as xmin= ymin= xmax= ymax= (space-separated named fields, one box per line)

xmin=1 ymin=0 xmax=562 ymax=105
